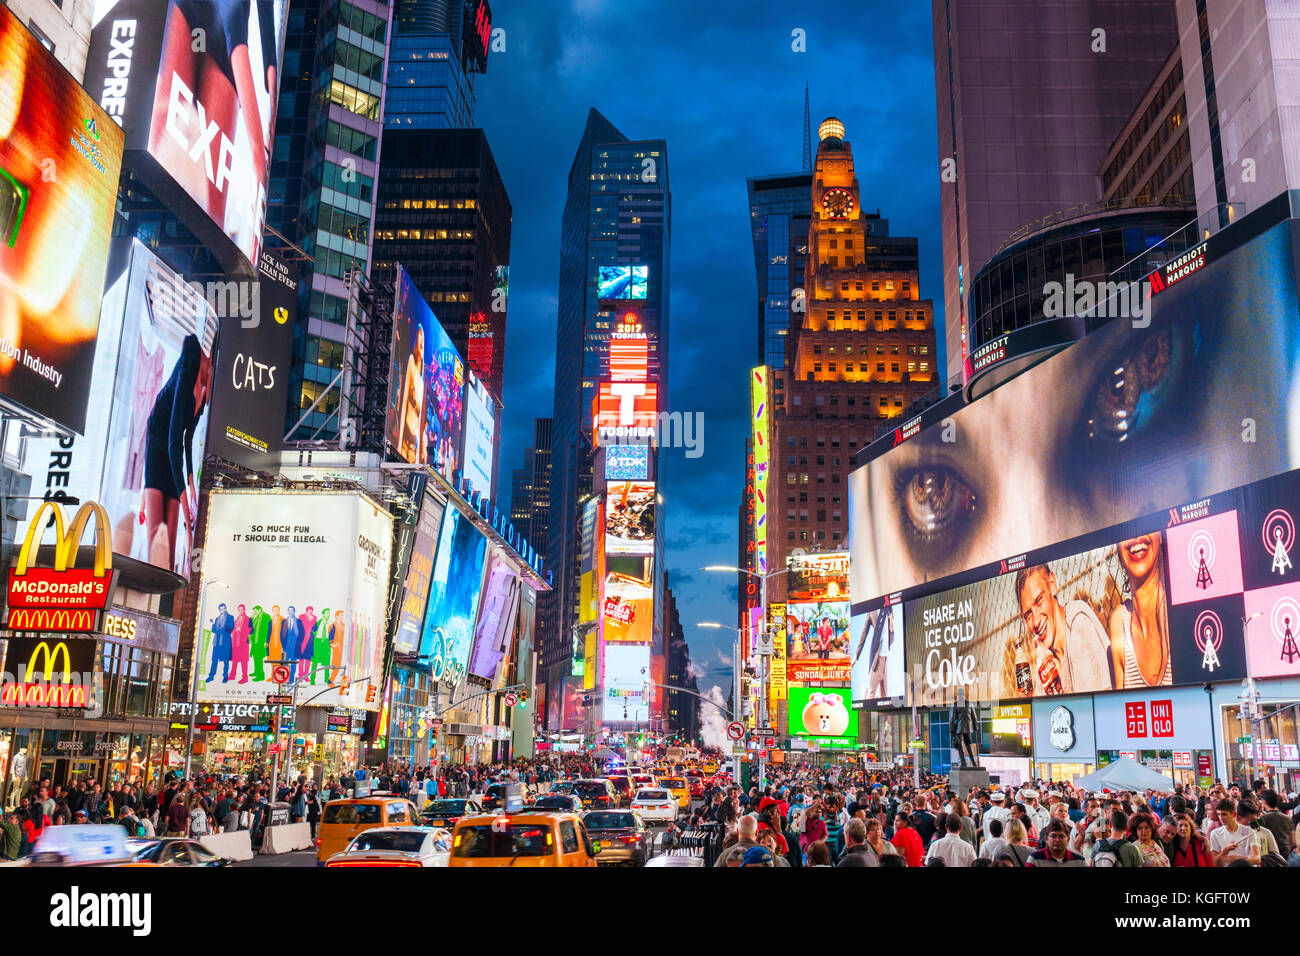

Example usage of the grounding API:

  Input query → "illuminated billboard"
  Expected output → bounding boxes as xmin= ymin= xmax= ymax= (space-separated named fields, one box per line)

xmin=752 ymin=367 xmax=770 ymax=574
xmin=468 ymin=546 xmax=520 ymax=679
xmin=392 ymin=492 xmax=445 ymax=654
xmin=603 ymin=642 xmax=650 ymax=722
xmin=597 ymin=265 xmax=648 ymax=300
xmin=850 ymin=602 xmax=905 ymax=705
xmin=602 ymin=554 xmax=653 ymax=643
xmin=785 ymin=601 xmax=851 ymax=682
xmin=0 ymin=5 xmax=124 ymax=432
xmin=578 ymin=497 xmax=602 ymax=625
xmin=605 ymin=444 xmax=650 ymax=481
xmin=386 ymin=265 xmax=465 ymax=477
xmin=418 ymin=505 xmax=486 ymax=686
xmin=605 ymin=482 xmax=655 ymax=555
xmin=849 ymin=216 xmax=1300 ymax=606
xmin=787 ymin=552 xmax=850 ymax=602
xmin=787 ymin=685 xmax=858 ymax=748
xmin=84 ymin=0 xmax=287 ymax=273
xmin=195 ymin=491 xmax=393 ymax=710
xmin=21 ymin=239 xmax=217 ymax=579
xmin=461 ymin=370 xmax=496 ymax=499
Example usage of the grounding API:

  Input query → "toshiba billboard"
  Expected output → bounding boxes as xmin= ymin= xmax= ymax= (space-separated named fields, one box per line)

xmin=83 ymin=0 xmax=288 ymax=274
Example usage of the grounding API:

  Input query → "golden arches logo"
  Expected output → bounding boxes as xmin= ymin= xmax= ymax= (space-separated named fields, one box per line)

xmin=15 ymin=501 xmax=113 ymax=578
xmin=24 ymin=640 xmax=73 ymax=682
xmin=6 ymin=608 xmax=95 ymax=631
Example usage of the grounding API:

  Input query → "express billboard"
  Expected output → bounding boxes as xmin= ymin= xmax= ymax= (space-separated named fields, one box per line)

xmin=785 ymin=601 xmax=851 ymax=682
xmin=0 ymin=5 xmax=124 ymax=432
xmin=849 ymin=216 xmax=1300 ymax=606
xmin=386 ymin=265 xmax=464 ymax=478
xmin=787 ymin=685 xmax=858 ymax=748
xmin=205 ymin=249 xmax=297 ymax=470
xmin=418 ymin=505 xmax=486 ymax=686
xmin=195 ymin=491 xmax=393 ymax=711
xmin=21 ymin=239 xmax=217 ymax=579
xmin=84 ymin=0 xmax=287 ymax=273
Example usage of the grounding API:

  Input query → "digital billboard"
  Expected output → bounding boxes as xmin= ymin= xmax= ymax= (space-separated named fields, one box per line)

xmin=602 ymin=554 xmax=653 ymax=644
xmin=851 ymin=601 xmax=905 ymax=705
xmin=597 ymin=265 xmax=648 ymax=300
xmin=0 ymin=5 xmax=124 ymax=432
xmin=605 ymin=481 xmax=655 ymax=555
xmin=752 ymin=367 xmax=770 ymax=574
xmin=603 ymin=642 xmax=650 ymax=723
xmin=391 ymin=492 xmax=445 ymax=654
xmin=386 ymin=265 xmax=464 ymax=477
xmin=787 ymin=685 xmax=858 ymax=748
xmin=206 ymin=250 xmax=298 ymax=470
xmin=195 ymin=491 xmax=393 ymax=711
xmin=461 ymin=370 xmax=496 ymax=499
xmin=578 ymin=497 xmax=602 ymax=625
xmin=787 ymin=552 xmax=849 ymax=602
xmin=418 ymin=505 xmax=486 ymax=686
xmin=21 ymin=239 xmax=217 ymax=579
xmin=604 ymin=444 xmax=650 ymax=481
xmin=785 ymin=601 xmax=851 ymax=681
xmin=850 ymin=217 xmax=1300 ymax=605
xmin=468 ymin=546 xmax=519 ymax=679
xmin=84 ymin=0 xmax=287 ymax=273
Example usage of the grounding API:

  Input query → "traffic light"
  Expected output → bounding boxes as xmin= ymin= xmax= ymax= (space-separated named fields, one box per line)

xmin=366 ymin=684 xmax=376 ymax=703
xmin=517 ymin=690 xmax=528 ymax=709
xmin=266 ymin=710 xmax=279 ymax=743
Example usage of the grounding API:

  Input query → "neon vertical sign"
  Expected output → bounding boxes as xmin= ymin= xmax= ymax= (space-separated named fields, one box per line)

xmin=752 ymin=366 xmax=769 ymax=575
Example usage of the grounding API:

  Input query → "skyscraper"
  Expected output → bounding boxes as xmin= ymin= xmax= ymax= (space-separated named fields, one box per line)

xmin=933 ymin=0 xmax=1179 ymax=385
xmin=385 ymin=0 xmax=490 ymax=130
xmin=544 ymin=109 xmax=670 ymax=707
xmin=371 ymin=128 xmax=512 ymax=402
xmin=747 ymin=173 xmax=812 ymax=373
xmin=269 ymin=0 xmax=394 ymax=442
xmin=511 ymin=419 xmax=554 ymax=658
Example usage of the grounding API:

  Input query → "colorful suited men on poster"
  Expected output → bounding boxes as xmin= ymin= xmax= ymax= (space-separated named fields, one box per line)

xmin=206 ymin=603 xmax=235 ymax=683
xmin=250 ymin=605 xmax=270 ymax=682
xmin=308 ymin=609 xmax=332 ymax=685
xmin=297 ymin=606 xmax=317 ymax=680
xmin=230 ymin=604 xmax=251 ymax=683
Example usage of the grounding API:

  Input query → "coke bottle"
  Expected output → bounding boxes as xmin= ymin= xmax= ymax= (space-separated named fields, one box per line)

xmin=1037 ymin=651 xmax=1063 ymax=695
xmin=1014 ymin=636 xmax=1033 ymax=696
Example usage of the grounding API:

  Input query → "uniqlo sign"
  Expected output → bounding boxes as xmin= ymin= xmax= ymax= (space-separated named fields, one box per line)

xmin=1150 ymin=699 xmax=1174 ymax=737
xmin=1125 ymin=701 xmax=1147 ymax=737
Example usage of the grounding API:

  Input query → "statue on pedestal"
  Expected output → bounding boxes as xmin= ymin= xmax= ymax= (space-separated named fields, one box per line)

xmin=950 ymin=687 xmax=979 ymax=768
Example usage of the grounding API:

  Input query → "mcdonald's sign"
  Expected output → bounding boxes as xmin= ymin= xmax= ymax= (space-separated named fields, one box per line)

xmin=0 ymin=636 xmax=95 ymax=707
xmin=5 ymin=501 xmax=118 ymax=634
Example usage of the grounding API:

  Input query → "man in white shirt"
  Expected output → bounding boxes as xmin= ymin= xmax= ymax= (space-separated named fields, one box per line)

xmin=926 ymin=814 xmax=976 ymax=867
xmin=982 ymin=791 xmax=1011 ymax=844
xmin=1023 ymin=789 xmax=1051 ymax=835
xmin=1208 ymin=799 xmax=1260 ymax=866
xmin=979 ymin=817 xmax=1008 ymax=861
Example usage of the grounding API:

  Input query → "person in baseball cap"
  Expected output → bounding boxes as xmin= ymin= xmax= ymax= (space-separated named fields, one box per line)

xmin=742 ymin=845 xmax=775 ymax=867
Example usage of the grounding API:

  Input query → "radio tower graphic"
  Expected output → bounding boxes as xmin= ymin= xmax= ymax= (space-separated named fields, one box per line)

xmin=1188 ymin=530 xmax=1216 ymax=590
xmin=1264 ymin=509 xmax=1295 ymax=575
xmin=1271 ymin=597 xmax=1300 ymax=664
xmin=1282 ymin=617 xmax=1299 ymax=663
xmin=1194 ymin=610 xmax=1223 ymax=672
xmin=1195 ymin=548 xmax=1213 ymax=589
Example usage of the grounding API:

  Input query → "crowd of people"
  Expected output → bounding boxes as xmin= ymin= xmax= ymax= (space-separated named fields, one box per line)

xmin=689 ymin=763 xmax=1300 ymax=868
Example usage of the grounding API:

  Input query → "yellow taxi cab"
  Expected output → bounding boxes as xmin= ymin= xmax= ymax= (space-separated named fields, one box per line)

xmin=659 ymin=777 xmax=690 ymax=811
xmin=317 ymin=795 xmax=421 ymax=865
xmin=702 ymin=759 xmax=719 ymax=775
xmin=448 ymin=812 xmax=599 ymax=867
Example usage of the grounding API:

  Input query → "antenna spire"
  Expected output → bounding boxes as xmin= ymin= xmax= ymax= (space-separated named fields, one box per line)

xmin=802 ymin=82 xmax=811 ymax=172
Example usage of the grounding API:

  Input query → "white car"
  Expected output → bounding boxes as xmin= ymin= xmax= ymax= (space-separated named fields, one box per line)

xmin=630 ymin=788 xmax=677 ymax=826
xmin=324 ymin=826 xmax=452 ymax=868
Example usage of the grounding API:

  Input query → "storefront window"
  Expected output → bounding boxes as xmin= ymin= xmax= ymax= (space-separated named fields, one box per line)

xmin=126 ymin=647 xmax=150 ymax=715
xmin=1 ymin=729 xmax=35 ymax=812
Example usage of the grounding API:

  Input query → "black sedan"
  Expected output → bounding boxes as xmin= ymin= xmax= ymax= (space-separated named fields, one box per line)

xmin=421 ymin=798 xmax=483 ymax=829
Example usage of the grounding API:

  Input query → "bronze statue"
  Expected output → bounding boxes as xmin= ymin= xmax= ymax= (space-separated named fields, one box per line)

xmin=950 ymin=687 xmax=979 ymax=767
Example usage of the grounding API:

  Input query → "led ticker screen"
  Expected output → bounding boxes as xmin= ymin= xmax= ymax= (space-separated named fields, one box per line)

xmin=0 ymin=6 xmax=125 ymax=433
xmin=605 ymin=445 xmax=650 ymax=481
xmin=597 ymin=265 xmax=648 ymax=300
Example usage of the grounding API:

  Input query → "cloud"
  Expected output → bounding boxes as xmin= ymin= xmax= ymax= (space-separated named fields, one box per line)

xmin=698 ymin=684 xmax=732 ymax=750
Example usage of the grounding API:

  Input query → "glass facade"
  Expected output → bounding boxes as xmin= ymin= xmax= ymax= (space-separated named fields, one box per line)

xmin=385 ymin=33 xmax=474 ymax=129
xmin=968 ymin=210 xmax=1196 ymax=351
xmin=747 ymin=173 xmax=811 ymax=370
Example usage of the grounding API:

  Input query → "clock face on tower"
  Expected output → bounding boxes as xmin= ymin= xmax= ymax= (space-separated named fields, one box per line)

xmin=821 ymin=187 xmax=854 ymax=219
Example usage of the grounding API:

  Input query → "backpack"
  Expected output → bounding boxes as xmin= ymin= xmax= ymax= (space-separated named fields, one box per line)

xmin=189 ymin=808 xmax=209 ymax=837
xmin=1092 ymin=838 xmax=1126 ymax=867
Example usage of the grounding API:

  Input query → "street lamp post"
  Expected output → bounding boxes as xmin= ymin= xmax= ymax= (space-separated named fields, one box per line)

xmin=184 ymin=579 xmax=227 ymax=780
xmin=1242 ymin=613 xmax=1262 ymax=786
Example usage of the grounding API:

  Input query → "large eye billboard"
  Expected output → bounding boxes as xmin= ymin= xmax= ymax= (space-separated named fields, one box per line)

xmin=0 ymin=5 xmax=124 ymax=433
xmin=84 ymin=0 xmax=288 ymax=274
xmin=849 ymin=216 xmax=1300 ymax=607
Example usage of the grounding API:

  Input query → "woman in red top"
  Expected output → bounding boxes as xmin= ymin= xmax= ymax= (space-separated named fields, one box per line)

xmin=21 ymin=803 xmax=50 ymax=846
xmin=800 ymin=803 xmax=829 ymax=851
xmin=756 ymin=806 xmax=788 ymax=854
xmin=890 ymin=812 xmax=924 ymax=867
xmin=1164 ymin=813 xmax=1211 ymax=867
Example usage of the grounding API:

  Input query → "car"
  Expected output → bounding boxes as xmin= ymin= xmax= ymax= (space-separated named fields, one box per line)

xmin=528 ymin=794 xmax=584 ymax=813
xmin=449 ymin=812 xmax=599 ymax=867
xmin=571 ymin=778 xmax=618 ymax=810
xmin=687 ymin=774 xmax=705 ymax=798
xmin=549 ymin=780 xmax=576 ymax=796
xmin=317 ymin=796 xmax=422 ymax=865
xmin=481 ymin=781 xmax=532 ymax=812
xmin=421 ymin=798 xmax=482 ymax=829
xmin=324 ymin=826 xmax=451 ymax=867
xmin=630 ymin=773 xmax=657 ymax=792
xmin=660 ymin=777 xmax=690 ymax=810
xmin=629 ymin=788 xmax=677 ymax=826
xmin=606 ymin=775 xmax=636 ymax=807
xmin=126 ymin=838 xmax=230 ymax=867
xmin=582 ymin=809 xmax=652 ymax=867
xmin=25 ymin=826 xmax=158 ymax=868
xmin=702 ymin=760 xmax=719 ymax=774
